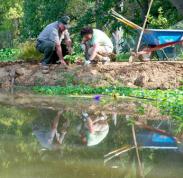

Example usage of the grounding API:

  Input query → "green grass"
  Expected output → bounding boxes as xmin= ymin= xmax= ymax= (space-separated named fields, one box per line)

xmin=32 ymin=86 xmax=183 ymax=131
xmin=0 ymin=48 xmax=20 ymax=62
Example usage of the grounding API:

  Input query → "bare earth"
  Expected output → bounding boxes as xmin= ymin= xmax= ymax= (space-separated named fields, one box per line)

xmin=0 ymin=61 xmax=183 ymax=89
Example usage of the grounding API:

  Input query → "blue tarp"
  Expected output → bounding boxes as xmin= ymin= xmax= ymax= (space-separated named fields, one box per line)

xmin=142 ymin=29 xmax=183 ymax=46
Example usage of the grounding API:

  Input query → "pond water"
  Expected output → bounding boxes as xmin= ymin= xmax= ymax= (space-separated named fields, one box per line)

xmin=0 ymin=92 xmax=183 ymax=178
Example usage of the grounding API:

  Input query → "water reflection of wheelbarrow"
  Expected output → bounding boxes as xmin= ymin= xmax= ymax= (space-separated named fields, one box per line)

xmin=104 ymin=121 xmax=182 ymax=164
xmin=111 ymin=10 xmax=183 ymax=61
xmin=136 ymin=120 xmax=180 ymax=150
xmin=137 ymin=130 xmax=178 ymax=150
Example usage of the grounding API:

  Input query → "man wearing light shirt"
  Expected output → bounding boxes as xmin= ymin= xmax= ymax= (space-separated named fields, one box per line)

xmin=80 ymin=27 xmax=113 ymax=65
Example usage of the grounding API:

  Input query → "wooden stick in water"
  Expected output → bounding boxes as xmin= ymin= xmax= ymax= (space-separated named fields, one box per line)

xmin=132 ymin=125 xmax=144 ymax=178
xmin=104 ymin=145 xmax=129 ymax=158
xmin=104 ymin=146 xmax=135 ymax=164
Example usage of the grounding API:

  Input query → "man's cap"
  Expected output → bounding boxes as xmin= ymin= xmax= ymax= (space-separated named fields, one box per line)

xmin=58 ymin=16 xmax=70 ymax=28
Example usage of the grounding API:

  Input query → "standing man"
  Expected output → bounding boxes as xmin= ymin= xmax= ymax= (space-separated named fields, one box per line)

xmin=80 ymin=27 xmax=113 ymax=65
xmin=36 ymin=16 xmax=72 ymax=66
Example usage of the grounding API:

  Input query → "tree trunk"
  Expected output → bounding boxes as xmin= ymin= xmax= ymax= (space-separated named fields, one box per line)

xmin=95 ymin=0 xmax=102 ymax=29
xmin=169 ymin=0 xmax=183 ymax=15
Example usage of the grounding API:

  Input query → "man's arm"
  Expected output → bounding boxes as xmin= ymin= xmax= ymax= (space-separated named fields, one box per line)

xmin=51 ymin=29 xmax=67 ymax=65
xmin=89 ymin=44 xmax=98 ymax=61
xmin=81 ymin=42 xmax=90 ymax=61
xmin=55 ymin=43 xmax=67 ymax=65
xmin=51 ymin=110 xmax=63 ymax=129
xmin=64 ymin=30 xmax=72 ymax=54
xmin=65 ymin=40 xmax=72 ymax=54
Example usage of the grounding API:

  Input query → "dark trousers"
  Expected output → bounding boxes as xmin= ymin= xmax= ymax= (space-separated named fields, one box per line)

xmin=36 ymin=40 xmax=69 ymax=64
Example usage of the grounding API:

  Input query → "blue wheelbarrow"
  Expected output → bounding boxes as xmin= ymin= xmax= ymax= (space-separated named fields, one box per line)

xmin=111 ymin=10 xmax=183 ymax=60
xmin=142 ymin=29 xmax=183 ymax=60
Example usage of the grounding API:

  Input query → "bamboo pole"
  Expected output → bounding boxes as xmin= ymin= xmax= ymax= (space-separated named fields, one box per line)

xmin=132 ymin=125 xmax=144 ymax=178
xmin=104 ymin=146 xmax=135 ymax=164
xmin=104 ymin=145 xmax=129 ymax=158
xmin=136 ymin=0 xmax=154 ymax=52
xmin=111 ymin=10 xmax=142 ymax=30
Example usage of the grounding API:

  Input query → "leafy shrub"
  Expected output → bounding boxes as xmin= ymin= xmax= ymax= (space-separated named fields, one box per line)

xmin=64 ymin=41 xmax=84 ymax=64
xmin=18 ymin=39 xmax=84 ymax=63
xmin=33 ymin=86 xmax=135 ymax=96
xmin=148 ymin=7 xmax=169 ymax=29
xmin=115 ymin=53 xmax=130 ymax=62
xmin=64 ymin=53 xmax=84 ymax=64
xmin=18 ymin=40 xmax=43 ymax=61
xmin=0 ymin=48 xmax=20 ymax=62
xmin=177 ymin=51 xmax=183 ymax=61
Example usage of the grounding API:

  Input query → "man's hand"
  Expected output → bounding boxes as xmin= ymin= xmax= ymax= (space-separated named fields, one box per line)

xmin=60 ymin=59 xmax=67 ymax=65
xmin=56 ymin=43 xmax=66 ymax=65
xmin=81 ymin=38 xmax=87 ymax=45
xmin=68 ymin=47 xmax=73 ymax=55
xmin=89 ymin=44 xmax=98 ymax=61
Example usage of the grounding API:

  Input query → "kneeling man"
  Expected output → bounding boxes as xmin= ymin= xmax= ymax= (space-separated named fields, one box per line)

xmin=80 ymin=27 xmax=113 ymax=64
xmin=36 ymin=16 xmax=72 ymax=66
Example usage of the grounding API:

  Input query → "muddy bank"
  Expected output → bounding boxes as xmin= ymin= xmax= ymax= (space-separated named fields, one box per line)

xmin=0 ymin=61 xmax=183 ymax=89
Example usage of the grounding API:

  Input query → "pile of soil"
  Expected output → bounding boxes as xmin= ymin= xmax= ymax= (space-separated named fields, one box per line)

xmin=0 ymin=61 xmax=183 ymax=89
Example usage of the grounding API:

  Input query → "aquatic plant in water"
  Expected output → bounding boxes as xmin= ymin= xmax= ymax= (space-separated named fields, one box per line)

xmin=33 ymin=85 xmax=183 ymax=132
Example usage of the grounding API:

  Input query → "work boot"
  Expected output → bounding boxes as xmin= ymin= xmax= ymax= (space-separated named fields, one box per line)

xmin=40 ymin=61 xmax=49 ymax=70
xmin=102 ymin=56 xmax=110 ymax=64
xmin=84 ymin=60 xmax=91 ymax=66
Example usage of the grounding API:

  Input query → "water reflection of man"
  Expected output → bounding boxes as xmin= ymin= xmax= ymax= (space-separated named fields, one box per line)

xmin=33 ymin=110 xmax=69 ymax=150
xmin=80 ymin=111 xmax=109 ymax=146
